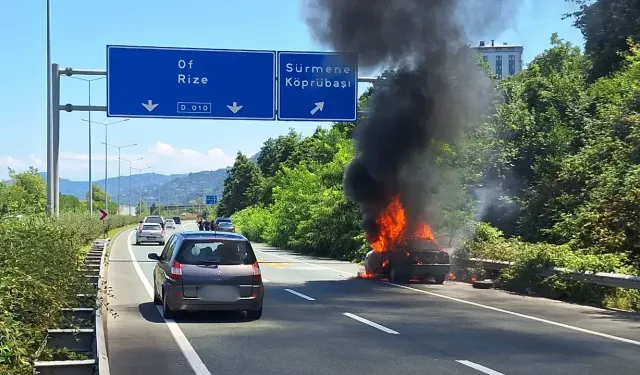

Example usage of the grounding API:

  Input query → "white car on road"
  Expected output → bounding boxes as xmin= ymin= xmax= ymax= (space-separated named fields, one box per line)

xmin=165 ymin=219 xmax=176 ymax=229
xmin=136 ymin=223 xmax=165 ymax=245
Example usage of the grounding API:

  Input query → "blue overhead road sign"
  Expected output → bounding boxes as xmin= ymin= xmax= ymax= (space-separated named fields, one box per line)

xmin=205 ymin=195 xmax=217 ymax=205
xmin=106 ymin=45 xmax=276 ymax=120
xmin=277 ymin=51 xmax=358 ymax=122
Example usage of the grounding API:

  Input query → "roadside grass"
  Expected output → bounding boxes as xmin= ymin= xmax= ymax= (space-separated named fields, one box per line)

xmin=0 ymin=213 xmax=139 ymax=375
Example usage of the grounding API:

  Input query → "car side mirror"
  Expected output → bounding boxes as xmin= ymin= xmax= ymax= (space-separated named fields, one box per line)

xmin=148 ymin=253 xmax=160 ymax=261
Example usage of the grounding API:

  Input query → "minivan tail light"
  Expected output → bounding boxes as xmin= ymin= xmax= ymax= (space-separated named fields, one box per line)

xmin=170 ymin=260 xmax=183 ymax=279
xmin=252 ymin=262 xmax=261 ymax=282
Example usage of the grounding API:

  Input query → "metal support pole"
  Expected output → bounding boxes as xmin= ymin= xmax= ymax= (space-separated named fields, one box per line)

xmin=117 ymin=148 xmax=121 ymax=214
xmin=138 ymin=170 xmax=142 ymax=215
xmin=52 ymin=63 xmax=61 ymax=216
xmin=129 ymin=165 xmax=132 ymax=215
xmin=88 ymin=81 xmax=93 ymax=213
xmin=104 ymin=125 xmax=108 ymax=215
xmin=46 ymin=0 xmax=53 ymax=215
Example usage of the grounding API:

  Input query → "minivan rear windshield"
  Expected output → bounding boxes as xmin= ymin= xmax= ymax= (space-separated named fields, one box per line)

xmin=177 ymin=240 xmax=256 ymax=265
xmin=145 ymin=217 xmax=163 ymax=224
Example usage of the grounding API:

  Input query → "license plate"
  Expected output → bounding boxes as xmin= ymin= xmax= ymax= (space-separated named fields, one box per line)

xmin=197 ymin=285 xmax=239 ymax=302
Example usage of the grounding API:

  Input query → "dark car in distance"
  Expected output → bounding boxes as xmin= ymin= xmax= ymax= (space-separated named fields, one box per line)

xmin=216 ymin=222 xmax=236 ymax=233
xmin=213 ymin=217 xmax=232 ymax=229
xmin=172 ymin=216 xmax=181 ymax=225
xmin=363 ymin=238 xmax=450 ymax=284
xmin=148 ymin=231 xmax=264 ymax=320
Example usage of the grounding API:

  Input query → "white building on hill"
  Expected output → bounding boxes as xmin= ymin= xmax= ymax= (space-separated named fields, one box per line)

xmin=470 ymin=40 xmax=524 ymax=78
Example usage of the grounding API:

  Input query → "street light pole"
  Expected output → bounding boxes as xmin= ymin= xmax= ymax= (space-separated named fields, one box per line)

xmin=132 ymin=166 xmax=151 ymax=216
xmin=104 ymin=142 xmax=136 ymax=215
xmin=81 ymin=118 xmax=129 ymax=215
xmin=71 ymin=76 xmax=105 ymax=214
xmin=121 ymin=157 xmax=143 ymax=215
xmin=46 ymin=0 xmax=53 ymax=215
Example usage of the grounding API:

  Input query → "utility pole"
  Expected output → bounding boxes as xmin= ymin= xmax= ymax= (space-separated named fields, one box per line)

xmin=104 ymin=142 xmax=136 ymax=214
xmin=132 ymin=166 xmax=151 ymax=216
xmin=120 ymin=157 xmax=142 ymax=215
xmin=81 ymin=118 xmax=129 ymax=214
xmin=71 ymin=76 xmax=104 ymax=213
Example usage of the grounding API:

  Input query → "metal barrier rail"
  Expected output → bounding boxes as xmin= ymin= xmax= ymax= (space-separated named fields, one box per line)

xmin=96 ymin=239 xmax=110 ymax=375
xmin=456 ymin=257 xmax=640 ymax=290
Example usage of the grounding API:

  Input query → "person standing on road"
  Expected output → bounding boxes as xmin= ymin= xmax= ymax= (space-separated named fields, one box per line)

xmin=197 ymin=218 xmax=204 ymax=231
xmin=203 ymin=220 xmax=210 ymax=231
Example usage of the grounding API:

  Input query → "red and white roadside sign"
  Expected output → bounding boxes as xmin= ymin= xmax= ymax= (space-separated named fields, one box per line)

xmin=98 ymin=209 xmax=109 ymax=221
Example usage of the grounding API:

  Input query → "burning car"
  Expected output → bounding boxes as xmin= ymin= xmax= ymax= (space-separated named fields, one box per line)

xmin=363 ymin=237 xmax=450 ymax=283
xmin=358 ymin=196 xmax=450 ymax=284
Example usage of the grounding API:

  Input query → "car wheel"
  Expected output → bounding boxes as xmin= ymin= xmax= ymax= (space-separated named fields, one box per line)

xmin=161 ymin=291 xmax=176 ymax=319
xmin=246 ymin=307 xmax=262 ymax=320
xmin=389 ymin=266 xmax=408 ymax=283
xmin=153 ymin=283 xmax=162 ymax=305
xmin=433 ymin=274 xmax=446 ymax=284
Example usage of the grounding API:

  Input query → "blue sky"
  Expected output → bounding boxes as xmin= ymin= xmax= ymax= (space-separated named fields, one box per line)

xmin=0 ymin=0 xmax=584 ymax=181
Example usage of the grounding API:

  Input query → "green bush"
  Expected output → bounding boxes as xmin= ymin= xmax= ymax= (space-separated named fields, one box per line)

xmin=231 ymin=206 xmax=274 ymax=243
xmin=0 ymin=213 xmax=137 ymax=375
xmin=456 ymin=222 xmax=640 ymax=311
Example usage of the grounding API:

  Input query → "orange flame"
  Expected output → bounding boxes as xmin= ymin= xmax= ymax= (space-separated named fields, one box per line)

xmin=369 ymin=196 xmax=435 ymax=252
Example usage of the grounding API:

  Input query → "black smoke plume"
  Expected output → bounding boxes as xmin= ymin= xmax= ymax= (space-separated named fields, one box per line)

xmin=304 ymin=0 xmax=518 ymax=242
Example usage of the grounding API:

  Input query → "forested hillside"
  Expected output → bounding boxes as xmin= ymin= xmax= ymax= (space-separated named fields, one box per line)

xmin=216 ymin=1 xmax=640 ymax=311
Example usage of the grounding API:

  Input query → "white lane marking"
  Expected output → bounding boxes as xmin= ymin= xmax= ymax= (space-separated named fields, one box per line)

xmin=456 ymin=360 xmax=505 ymax=375
xmin=343 ymin=312 xmax=400 ymax=335
xmin=385 ymin=281 xmax=640 ymax=346
xmin=256 ymin=249 xmax=640 ymax=347
xmin=126 ymin=231 xmax=212 ymax=375
xmin=284 ymin=288 xmax=316 ymax=301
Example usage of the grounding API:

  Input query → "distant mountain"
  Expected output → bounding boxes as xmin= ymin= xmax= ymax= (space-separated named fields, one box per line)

xmin=13 ymin=153 xmax=262 ymax=205
xmin=146 ymin=169 xmax=229 ymax=204
xmin=37 ymin=169 xmax=229 ymax=205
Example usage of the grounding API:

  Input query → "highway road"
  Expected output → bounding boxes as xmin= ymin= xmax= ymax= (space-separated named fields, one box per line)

xmin=107 ymin=222 xmax=640 ymax=375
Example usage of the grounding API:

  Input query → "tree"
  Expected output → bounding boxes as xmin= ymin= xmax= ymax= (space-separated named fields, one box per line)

xmin=149 ymin=202 xmax=158 ymax=215
xmin=60 ymin=194 xmax=84 ymax=212
xmin=136 ymin=200 xmax=149 ymax=216
xmin=6 ymin=167 xmax=47 ymax=215
xmin=469 ymin=34 xmax=591 ymax=240
xmin=256 ymin=129 xmax=303 ymax=178
xmin=565 ymin=0 xmax=640 ymax=80
xmin=85 ymin=184 xmax=118 ymax=214
xmin=216 ymin=152 xmax=263 ymax=217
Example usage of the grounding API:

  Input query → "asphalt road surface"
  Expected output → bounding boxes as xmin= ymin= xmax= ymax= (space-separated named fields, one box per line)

xmin=107 ymin=222 xmax=640 ymax=375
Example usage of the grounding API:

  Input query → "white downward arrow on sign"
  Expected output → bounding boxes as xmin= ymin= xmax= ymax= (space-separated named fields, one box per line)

xmin=310 ymin=102 xmax=325 ymax=115
xmin=141 ymin=100 xmax=158 ymax=112
xmin=227 ymin=102 xmax=243 ymax=113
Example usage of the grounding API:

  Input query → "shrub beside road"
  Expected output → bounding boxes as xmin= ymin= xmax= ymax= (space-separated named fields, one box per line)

xmin=0 ymin=169 xmax=138 ymax=375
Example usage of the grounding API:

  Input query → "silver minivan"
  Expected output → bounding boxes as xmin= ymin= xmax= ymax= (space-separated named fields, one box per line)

xmin=148 ymin=232 xmax=264 ymax=320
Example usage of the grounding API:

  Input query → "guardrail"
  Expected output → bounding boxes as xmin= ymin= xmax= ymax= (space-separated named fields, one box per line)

xmin=33 ymin=238 xmax=111 ymax=375
xmin=456 ymin=257 xmax=640 ymax=290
